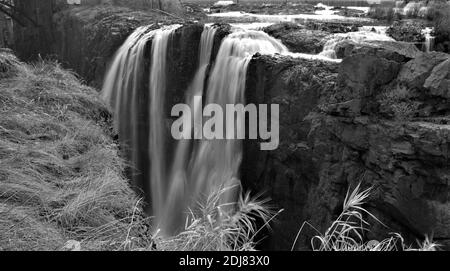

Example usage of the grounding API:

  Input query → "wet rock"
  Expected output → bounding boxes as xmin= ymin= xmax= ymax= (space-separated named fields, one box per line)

xmin=166 ymin=23 xmax=204 ymax=105
xmin=210 ymin=23 xmax=232 ymax=63
xmin=243 ymin=54 xmax=339 ymax=249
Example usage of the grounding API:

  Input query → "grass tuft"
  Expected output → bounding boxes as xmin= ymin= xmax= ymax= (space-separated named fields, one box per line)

xmin=153 ymin=185 xmax=276 ymax=251
xmin=293 ymin=183 xmax=440 ymax=251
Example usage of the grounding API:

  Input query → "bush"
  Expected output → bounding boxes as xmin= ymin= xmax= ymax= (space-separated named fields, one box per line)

xmin=378 ymin=86 xmax=421 ymax=121
xmin=386 ymin=20 xmax=425 ymax=43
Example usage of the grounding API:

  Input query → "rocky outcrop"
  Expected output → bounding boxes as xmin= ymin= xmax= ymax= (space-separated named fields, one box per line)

xmin=386 ymin=21 xmax=425 ymax=43
xmin=305 ymin=21 xmax=362 ymax=33
xmin=333 ymin=39 xmax=422 ymax=60
xmin=243 ymin=55 xmax=339 ymax=249
xmin=424 ymin=59 xmax=450 ymax=99
xmin=263 ymin=23 xmax=330 ymax=54
xmin=52 ymin=6 xmax=180 ymax=88
xmin=306 ymin=51 xmax=450 ymax=249
xmin=244 ymin=47 xmax=450 ymax=250
xmin=397 ymin=52 xmax=449 ymax=91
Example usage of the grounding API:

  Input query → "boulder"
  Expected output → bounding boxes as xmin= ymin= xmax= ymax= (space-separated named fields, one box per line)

xmin=263 ymin=23 xmax=330 ymax=54
xmin=397 ymin=52 xmax=449 ymax=90
xmin=424 ymin=58 xmax=450 ymax=99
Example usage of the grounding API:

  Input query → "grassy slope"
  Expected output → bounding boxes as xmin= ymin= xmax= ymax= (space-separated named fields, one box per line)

xmin=0 ymin=50 xmax=151 ymax=251
xmin=0 ymin=50 xmax=269 ymax=251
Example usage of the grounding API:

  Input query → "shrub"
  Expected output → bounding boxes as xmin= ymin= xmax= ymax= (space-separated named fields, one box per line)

xmin=386 ymin=21 xmax=425 ymax=43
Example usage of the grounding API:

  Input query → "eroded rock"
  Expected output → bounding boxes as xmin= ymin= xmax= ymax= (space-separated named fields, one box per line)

xmin=263 ymin=23 xmax=330 ymax=54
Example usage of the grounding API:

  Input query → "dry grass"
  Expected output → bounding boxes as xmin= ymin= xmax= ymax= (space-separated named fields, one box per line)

xmin=292 ymin=183 xmax=440 ymax=251
xmin=0 ymin=51 xmax=145 ymax=251
xmin=153 ymin=186 xmax=277 ymax=251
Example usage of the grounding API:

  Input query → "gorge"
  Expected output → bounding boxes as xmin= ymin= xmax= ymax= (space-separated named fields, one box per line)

xmin=6 ymin=1 xmax=450 ymax=251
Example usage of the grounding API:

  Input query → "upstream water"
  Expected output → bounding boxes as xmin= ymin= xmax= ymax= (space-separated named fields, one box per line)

xmin=102 ymin=20 xmax=395 ymax=235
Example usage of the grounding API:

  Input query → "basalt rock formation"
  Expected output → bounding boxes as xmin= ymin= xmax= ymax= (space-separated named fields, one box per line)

xmin=304 ymin=21 xmax=362 ymax=33
xmin=52 ymin=7 xmax=177 ymax=88
xmin=244 ymin=47 xmax=450 ymax=250
xmin=13 ymin=8 xmax=449 ymax=250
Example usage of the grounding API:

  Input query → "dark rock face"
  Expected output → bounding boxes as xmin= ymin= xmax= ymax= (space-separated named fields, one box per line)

xmin=334 ymin=40 xmax=422 ymax=60
xmin=263 ymin=23 xmax=330 ymax=54
xmin=51 ymin=7 xmax=172 ymax=88
xmin=166 ymin=23 xmax=205 ymax=108
xmin=397 ymin=52 xmax=449 ymax=91
xmin=244 ymin=48 xmax=450 ymax=250
xmin=13 ymin=0 xmax=55 ymax=61
xmin=424 ymin=59 xmax=450 ymax=99
xmin=304 ymin=21 xmax=362 ymax=33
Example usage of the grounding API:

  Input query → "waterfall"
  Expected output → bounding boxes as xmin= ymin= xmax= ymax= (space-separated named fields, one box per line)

xmin=159 ymin=25 xmax=218 ymax=235
xmin=149 ymin=25 xmax=182 ymax=231
xmin=101 ymin=25 xmax=156 ymax=206
xmin=423 ymin=28 xmax=435 ymax=53
xmin=103 ymin=24 xmax=336 ymax=237
xmin=161 ymin=29 xmax=289 ymax=235
xmin=187 ymin=29 xmax=289 ymax=208
xmin=101 ymin=24 xmax=181 ymax=215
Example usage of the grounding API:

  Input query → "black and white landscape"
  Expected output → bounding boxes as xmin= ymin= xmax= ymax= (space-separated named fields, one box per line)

xmin=0 ymin=0 xmax=449 ymax=251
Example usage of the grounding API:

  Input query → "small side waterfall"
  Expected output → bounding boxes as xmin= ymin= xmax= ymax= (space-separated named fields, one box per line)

xmin=423 ymin=28 xmax=435 ymax=53
xmin=319 ymin=31 xmax=394 ymax=59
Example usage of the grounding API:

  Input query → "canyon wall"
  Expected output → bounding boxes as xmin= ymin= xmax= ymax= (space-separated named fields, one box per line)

xmin=12 ymin=7 xmax=449 ymax=249
xmin=245 ymin=43 xmax=449 ymax=250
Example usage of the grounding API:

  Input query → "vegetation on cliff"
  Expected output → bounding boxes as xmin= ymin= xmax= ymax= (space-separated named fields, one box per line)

xmin=0 ymin=50 xmax=272 ymax=251
xmin=0 ymin=50 xmax=146 ymax=250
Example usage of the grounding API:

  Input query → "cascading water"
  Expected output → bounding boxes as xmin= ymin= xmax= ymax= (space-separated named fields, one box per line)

xmin=101 ymin=25 xmax=157 ymax=207
xmin=162 ymin=29 xmax=290 ymax=235
xmin=159 ymin=25 xmax=218 ymax=235
xmin=423 ymin=27 xmax=435 ymax=53
xmin=148 ymin=25 xmax=182 ymax=233
xmin=101 ymin=23 xmax=181 ymax=221
xmin=103 ymin=23 xmax=339 ymax=237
